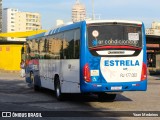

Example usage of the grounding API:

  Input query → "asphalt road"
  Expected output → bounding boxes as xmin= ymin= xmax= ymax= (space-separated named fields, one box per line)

xmin=0 ymin=72 xmax=159 ymax=120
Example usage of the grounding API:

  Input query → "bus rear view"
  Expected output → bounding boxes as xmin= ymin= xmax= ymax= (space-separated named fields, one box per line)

xmin=81 ymin=20 xmax=147 ymax=100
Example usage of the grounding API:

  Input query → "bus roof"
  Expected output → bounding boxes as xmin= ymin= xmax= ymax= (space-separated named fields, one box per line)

xmin=27 ymin=20 xmax=143 ymax=40
xmin=45 ymin=21 xmax=83 ymax=36
xmin=27 ymin=32 xmax=46 ymax=40
xmin=27 ymin=21 xmax=83 ymax=40
xmin=86 ymin=20 xmax=142 ymax=25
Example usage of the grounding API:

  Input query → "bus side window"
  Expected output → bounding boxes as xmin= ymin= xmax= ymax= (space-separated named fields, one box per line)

xmin=56 ymin=33 xmax=64 ymax=59
xmin=39 ymin=38 xmax=45 ymax=59
xmin=64 ymin=30 xmax=74 ymax=59
xmin=74 ymin=29 xmax=80 ymax=59
xmin=44 ymin=38 xmax=50 ymax=59
xmin=34 ymin=39 xmax=39 ymax=59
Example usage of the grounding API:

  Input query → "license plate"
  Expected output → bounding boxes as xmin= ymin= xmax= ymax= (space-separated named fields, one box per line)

xmin=111 ymin=86 xmax=122 ymax=90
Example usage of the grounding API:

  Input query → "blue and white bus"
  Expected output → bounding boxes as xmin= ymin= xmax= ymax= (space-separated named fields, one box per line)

xmin=25 ymin=20 xmax=147 ymax=101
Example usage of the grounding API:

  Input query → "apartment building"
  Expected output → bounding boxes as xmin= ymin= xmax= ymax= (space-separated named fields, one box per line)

xmin=146 ymin=21 xmax=160 ymax=36
xmin=2 ymin=8 xmax=41 ymax=41
xmin=72 ymin=0 xmax=86 ymax=22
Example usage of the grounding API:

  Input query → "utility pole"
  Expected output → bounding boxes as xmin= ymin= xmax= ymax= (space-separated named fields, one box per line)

xmin=92 ymin=0 xmax=95 ymax=20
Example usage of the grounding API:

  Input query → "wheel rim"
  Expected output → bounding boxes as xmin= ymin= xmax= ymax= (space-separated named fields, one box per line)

xmin=56 ymin=84 xmax=60 ymax=97
xmin=31 ymin=74 xmax=34 ymax=83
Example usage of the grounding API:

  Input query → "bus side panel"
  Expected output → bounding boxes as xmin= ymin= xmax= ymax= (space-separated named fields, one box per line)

xmin=25 ymin=59 xmax=41 ymax=87
xmin=39 ymin=59 xmax=80 ymax=93
xmin=80 ymin=21 xmax=89 ymax=93
xmin=39 ymin=59 xmax=61 ymax=90
xmin=25 ymin=60 xmax=33 ymax=84
xmin=60 ymin=59 xmax=80 ymax=93
xmin=25 ymin=67 xmax=31 ymax=84
xmin=142 ymin=23 xmax=147 ymax=75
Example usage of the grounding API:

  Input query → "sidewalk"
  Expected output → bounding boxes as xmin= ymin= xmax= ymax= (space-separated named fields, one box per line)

xmin=147 ymin=68 xmax=160 ymax=80
xmin=0 ymin=70 xmax=24 ymax=80
xmin=148 ymin=75 xmax=160 ymax=80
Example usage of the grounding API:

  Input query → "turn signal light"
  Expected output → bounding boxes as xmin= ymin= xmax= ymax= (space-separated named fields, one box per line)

xmin=141 ymin=62 xmax=147 ymax=81
xmin=83 ymin=63 xmax=91 ymax=82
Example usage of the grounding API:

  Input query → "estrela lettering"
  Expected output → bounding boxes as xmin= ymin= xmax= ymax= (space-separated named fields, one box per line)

xmin=104 ymin=60 xmax=140 ymax=66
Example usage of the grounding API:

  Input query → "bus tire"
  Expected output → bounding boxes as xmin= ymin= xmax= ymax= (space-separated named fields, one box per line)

xmin=98 ymin=93 xmax=116 ymax=102
xmin=30 ymin=73 xmax=39 ymax=91
xmin=55 ymin=79 xmax=63 ymax=101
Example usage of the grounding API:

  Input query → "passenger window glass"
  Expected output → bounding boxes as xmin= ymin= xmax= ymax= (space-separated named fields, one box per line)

xmin=63 ymin=29 xmax=80 ymax=59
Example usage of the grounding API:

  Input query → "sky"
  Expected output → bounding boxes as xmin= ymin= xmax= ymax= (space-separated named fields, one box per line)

xmin=3 ymin=0 xmax=160 ymax=30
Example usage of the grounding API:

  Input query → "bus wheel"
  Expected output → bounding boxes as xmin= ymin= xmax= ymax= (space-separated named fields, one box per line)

xmin=98 ymin=93 xmax=116 ymax=102
xmin=30 ymin=73 xmax=39 ymax=91
xmin=55 ymin=79 xmax=63 ymax=101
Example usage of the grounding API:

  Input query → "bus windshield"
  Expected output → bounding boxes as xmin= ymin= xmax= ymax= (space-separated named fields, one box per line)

xmin=88 ymin=23 xmax=142 ymax=49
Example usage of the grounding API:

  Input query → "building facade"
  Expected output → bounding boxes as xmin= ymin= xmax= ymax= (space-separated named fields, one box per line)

xmin=72 ymin=0 xmax=86 ymax=22
xmin=146 ymin=22 xmax=160 ymax=68
xmin=2 ymin=8 xmax=42 ymax=41
xmin=146 ymin=21 xmax=160 ymax=36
